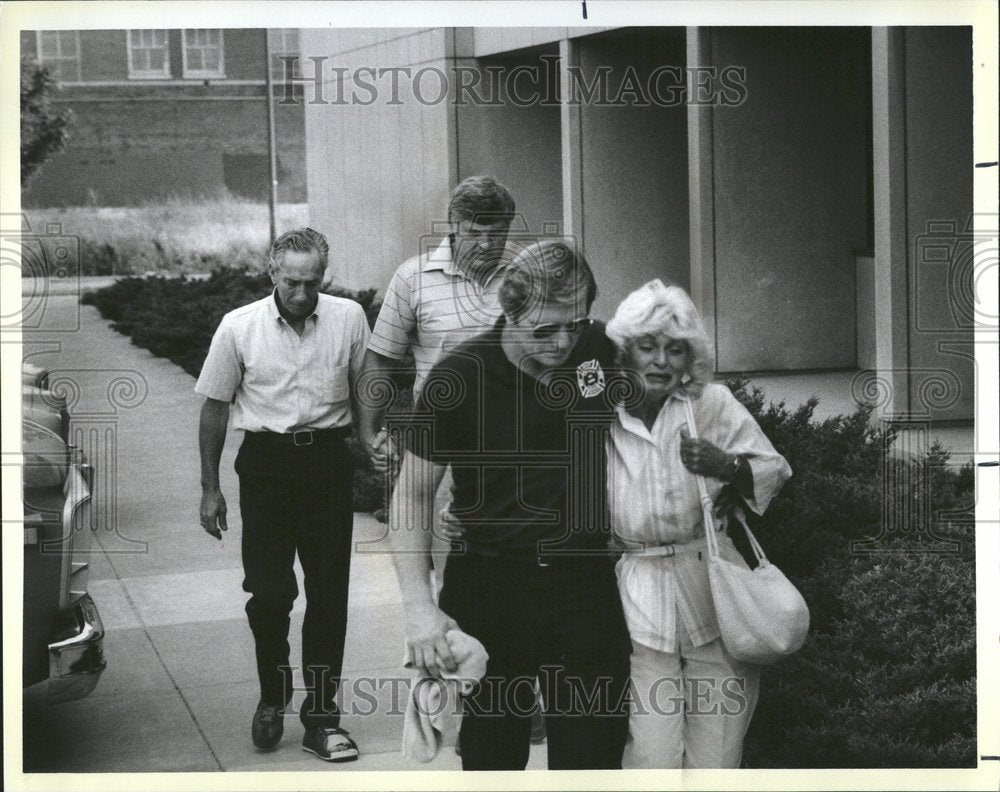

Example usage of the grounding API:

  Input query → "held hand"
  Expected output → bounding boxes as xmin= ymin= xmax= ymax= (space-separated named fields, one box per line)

xmin=437 ymin=507 xmax=465 ymax=542
xmin=367 ymin=427 xmax=399 ymax=474
xmin=200 ymin=488 xmax=229 ymax=540
xmin=679 ymin=428 xmax=735 ymax=479
xmin=405 ymin=603 xmax=460 ymax=678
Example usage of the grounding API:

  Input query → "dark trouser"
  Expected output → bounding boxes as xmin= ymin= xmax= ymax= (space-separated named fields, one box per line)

xmin=439 ymin=551 xmax=631 ymax=770
xmin=235 ymin=432 xmax=353 ymax=730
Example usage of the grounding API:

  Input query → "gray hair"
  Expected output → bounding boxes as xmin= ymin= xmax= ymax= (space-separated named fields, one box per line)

xmin=498 ymin=238 xmax=597 ymax=321
xmin=606 ymin=279 xmax=713 ymax=397
xmin=448 ymin=175 xmax=516 ymax=225
xmin=269 ymin=227 xmax=329 ymax=271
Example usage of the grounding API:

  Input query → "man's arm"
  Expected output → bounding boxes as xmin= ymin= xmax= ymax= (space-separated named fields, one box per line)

xmin=388 ymin=449 xmax=456 ymax=677
xmin=358 ymin=349 xmax=402 ymax=470
xmin=199 ymin=397 xmax=230 ymax=539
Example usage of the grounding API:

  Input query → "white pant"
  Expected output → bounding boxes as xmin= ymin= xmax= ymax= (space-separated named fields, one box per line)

xmin=623 ymin=634 xmax=760 ymax=768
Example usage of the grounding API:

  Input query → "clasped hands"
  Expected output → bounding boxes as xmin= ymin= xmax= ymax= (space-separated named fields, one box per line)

xmin=366 ymin=427 xmax=400 ymax=473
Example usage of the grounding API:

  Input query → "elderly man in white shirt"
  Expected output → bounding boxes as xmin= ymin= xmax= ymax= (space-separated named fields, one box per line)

xmin=197 ymin=227 xmax=379 ymax=763
xmin=605 ymin=279 xmax=792 ymax=769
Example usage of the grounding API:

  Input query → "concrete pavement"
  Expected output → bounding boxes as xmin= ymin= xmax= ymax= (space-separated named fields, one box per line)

xmin=19 ymin=291 xmax=548 ymax=773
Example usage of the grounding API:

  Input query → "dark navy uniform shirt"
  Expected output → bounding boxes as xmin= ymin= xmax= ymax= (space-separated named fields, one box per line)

xmin=406 ymin=317 xmax=624 ymax=555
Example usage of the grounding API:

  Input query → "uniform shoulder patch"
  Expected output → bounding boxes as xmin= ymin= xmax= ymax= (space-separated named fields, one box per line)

xmin=576 ymin=359 xmax=606 ymax=398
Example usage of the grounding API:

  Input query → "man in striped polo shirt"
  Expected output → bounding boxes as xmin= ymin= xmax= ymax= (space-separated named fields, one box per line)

xmin=365 ymin=175 xmax=516 ymax=403
xmin=364 ymin=175 xmax=516 ymax=572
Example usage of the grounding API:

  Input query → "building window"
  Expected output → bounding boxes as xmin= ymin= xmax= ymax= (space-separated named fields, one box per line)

xmin=268 ymin=28 xmax=301 ymax=78
xmin=182 ymin=29 xmax=224 ymax=78
xmin=35 ymin=31 xmax=81 ymax=83
xmin=127 ymin=30 xmax=170 ymax=79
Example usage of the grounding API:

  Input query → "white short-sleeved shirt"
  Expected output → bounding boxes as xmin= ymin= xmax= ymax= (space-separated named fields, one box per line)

xmin=367 ymin=237 xmax=504 ymax=397
xmin=195 ymin=291 xmax=370 ymax=433
xmin=608 ymin=383 xmax=793 ymax=653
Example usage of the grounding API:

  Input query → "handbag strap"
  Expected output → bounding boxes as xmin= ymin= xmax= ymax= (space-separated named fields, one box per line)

xmin=682 ymin=397 xmax=767 ymax=565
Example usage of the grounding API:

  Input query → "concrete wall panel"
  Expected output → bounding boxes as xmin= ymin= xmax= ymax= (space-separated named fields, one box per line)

xmin=302 ymin=28 xmax=454 ymax=293
xmin=474 ymin=28 xmax=567 ymax=58
xmin=711 ymin=27 xmax=870 ymax=371
xmin=577 ymin=29 xmax=689 ymax=321
xmin=454 ymin=51 xmax=563 ymax=240
xmin=903 ymin=26 xmax=974 ymax=421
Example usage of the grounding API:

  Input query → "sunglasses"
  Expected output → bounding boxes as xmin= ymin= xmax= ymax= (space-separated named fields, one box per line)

xmin=530 ymin=318 xmax=592 ymax=339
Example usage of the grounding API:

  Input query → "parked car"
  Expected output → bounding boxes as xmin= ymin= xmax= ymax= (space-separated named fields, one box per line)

xmin=22 ymin=366 xmax=106 ymax=703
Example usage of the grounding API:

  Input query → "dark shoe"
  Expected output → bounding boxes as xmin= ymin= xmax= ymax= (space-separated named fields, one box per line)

xmin=251 ymin=700 xmax=285 ymax=751
xmin=302 ymin=726 xmax=359 ymax=762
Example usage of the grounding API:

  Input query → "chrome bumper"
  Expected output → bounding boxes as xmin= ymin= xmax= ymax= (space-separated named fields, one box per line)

xmin=46 ymin=594 xmax=107 ymax=704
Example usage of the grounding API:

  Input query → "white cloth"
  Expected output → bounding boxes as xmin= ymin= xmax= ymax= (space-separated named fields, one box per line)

xmin=401 ymin=629 xmax=489 ymax=762
xmin=195 ymin=291 xmax=370 ymax=433
xmin=608 ymin=383 xmax=792 ymax=653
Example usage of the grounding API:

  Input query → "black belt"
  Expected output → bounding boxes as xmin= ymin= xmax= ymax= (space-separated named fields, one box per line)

xmin=462 ymin=542 xmax=613 ymax=568
xmin=245 ymin=426 xmax=351 ymax=446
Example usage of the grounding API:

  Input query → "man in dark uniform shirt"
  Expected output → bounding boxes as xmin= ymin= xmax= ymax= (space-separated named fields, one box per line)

xmin=387 ymin=238 xmax=631 ymax=770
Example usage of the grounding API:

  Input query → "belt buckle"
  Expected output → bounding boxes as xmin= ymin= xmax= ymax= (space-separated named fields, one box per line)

xmin=292 ymin=430 xmax=314 ymax=447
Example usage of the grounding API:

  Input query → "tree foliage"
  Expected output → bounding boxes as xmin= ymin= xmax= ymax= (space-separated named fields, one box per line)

xmin=21 ymin=61 xmax=72 ymax=183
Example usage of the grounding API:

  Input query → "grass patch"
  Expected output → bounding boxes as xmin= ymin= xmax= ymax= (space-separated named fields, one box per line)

xmin=24 ymin=198 xmax=309 ymax=276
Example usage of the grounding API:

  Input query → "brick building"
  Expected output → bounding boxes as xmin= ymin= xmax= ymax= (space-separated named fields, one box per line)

xmin=20 ymin=28 xmax=306 ymax=206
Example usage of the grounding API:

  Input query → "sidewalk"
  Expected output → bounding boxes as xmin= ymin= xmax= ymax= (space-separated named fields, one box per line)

xmin=20 ymin=293 xmax=548 ymax=773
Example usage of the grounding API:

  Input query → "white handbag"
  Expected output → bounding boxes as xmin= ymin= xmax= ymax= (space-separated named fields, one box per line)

xmin=684 ymin=398 xmax=810 ymax=665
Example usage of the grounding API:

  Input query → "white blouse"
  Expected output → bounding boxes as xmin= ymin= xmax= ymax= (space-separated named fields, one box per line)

xmin=608 ymin=383 xmax=792 ymax=653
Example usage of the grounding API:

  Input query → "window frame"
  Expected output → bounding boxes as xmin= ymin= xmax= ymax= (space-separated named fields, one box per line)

xmin=181 ymin=29 xmax=225 ymax=79
xmin=35 ymin=30 xmax=82 ymax=83
xmin=126 ymin=29 xmax=171 ymax=80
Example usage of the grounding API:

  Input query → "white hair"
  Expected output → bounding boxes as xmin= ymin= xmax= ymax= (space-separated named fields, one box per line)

xmin=606 ymin=279 xmax=714 ymax=397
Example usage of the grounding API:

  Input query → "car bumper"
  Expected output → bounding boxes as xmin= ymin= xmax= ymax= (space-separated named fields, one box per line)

xmin=46 ymin=594 xmax=107 ymax=704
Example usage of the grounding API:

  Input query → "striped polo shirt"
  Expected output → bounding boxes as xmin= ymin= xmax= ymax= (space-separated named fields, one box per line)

xmin=367 ymin=236 xmax=505 ymax=397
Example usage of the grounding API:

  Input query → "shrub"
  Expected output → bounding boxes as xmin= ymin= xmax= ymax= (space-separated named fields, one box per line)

xmin=725 ymin=377 xmax=976 ymax=768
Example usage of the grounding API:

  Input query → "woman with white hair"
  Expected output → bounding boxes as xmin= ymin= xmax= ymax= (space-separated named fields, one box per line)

xmin=605 ymin=279 xmax=791 ymax=769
